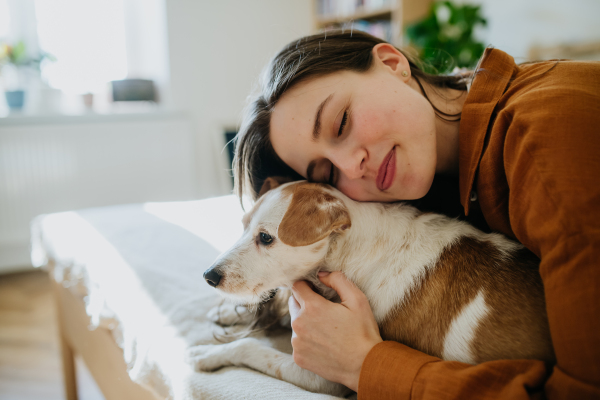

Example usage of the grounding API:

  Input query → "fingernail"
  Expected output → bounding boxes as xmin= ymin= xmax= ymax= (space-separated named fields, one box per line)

xmin=318 ymin=271 xmax=330 ymax=277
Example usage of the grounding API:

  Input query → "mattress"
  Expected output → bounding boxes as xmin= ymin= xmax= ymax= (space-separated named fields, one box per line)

xmin=31 ymin=194 xmax=345 ymax=400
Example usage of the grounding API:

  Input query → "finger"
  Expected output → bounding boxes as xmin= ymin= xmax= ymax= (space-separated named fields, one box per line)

xmin=318 ymin=271 xmax=364 ymax=305
xmin=288 ymin=293 xmax=301 ymax=317
xmin=291 ymin=280 xmax=326 ymax=307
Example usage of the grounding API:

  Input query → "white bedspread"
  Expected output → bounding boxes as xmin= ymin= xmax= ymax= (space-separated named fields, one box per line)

xmin=31 ymin=195 xmax=346 ymax=400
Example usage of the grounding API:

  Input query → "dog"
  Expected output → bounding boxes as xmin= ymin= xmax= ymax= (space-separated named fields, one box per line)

xmin=186 ymin=179 xmax=555 ymax=396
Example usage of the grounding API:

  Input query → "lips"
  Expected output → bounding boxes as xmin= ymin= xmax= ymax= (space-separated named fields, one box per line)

xmin=377 ymin=147 xmax=396 ymax=191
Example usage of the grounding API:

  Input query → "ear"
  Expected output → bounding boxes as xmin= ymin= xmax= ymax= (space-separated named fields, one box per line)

xmin=258 ymin=176 xmax=294 ymax=198
xmin=278 ymin=183 xmax=351 ymax=247
xmin=372 ymin=43 xmax=411 ymax=82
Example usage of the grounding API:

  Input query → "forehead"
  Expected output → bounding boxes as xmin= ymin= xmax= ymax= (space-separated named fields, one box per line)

xmin=272 ymin=75 xmax=336 ymax=133
xmin=272 ymin=72 xmax=357 ymax=121
xmin=270 ymin=73 xmax=351 ymax=177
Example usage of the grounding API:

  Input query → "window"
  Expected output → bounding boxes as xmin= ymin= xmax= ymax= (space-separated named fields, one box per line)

xmin=34 ymin=0 xmax=129 ymax=94
xmin=1 ymin=0 xmax=169 ymax=113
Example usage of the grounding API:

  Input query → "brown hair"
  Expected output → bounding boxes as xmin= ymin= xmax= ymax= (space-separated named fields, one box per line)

xmin=233 ymin=30 xmax=469 ymax=204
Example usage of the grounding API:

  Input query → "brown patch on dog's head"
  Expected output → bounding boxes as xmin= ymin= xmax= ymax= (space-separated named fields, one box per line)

xmin=278 ymin=182 xmax=350 ymax=247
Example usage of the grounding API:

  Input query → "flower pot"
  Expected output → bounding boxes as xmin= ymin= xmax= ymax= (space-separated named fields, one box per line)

xmin=5 ymin=90 xmax=25 ymax=110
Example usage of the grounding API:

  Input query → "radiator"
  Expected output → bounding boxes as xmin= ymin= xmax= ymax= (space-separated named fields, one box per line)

xmin=0 ymin=113 xmax=197 ymax=273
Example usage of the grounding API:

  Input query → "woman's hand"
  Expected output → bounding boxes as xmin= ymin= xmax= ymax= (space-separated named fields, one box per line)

xmin=288 ymin=271 xmax=383 ymax=392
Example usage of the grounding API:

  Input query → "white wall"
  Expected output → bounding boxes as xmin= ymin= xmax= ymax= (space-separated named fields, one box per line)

xmin=0 ymin=113 xmax=197 ymax=273
xmin=461 ymin=0 xmax=600 ymax=62
xmin=165 ymin=0 xmax=313 ymax=198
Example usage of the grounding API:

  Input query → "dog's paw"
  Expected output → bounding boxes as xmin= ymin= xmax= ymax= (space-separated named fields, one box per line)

xmin=186 ymin=345 xmax=233 ymax=372
xmin=207 ymin=303 xmax=252 ymax=326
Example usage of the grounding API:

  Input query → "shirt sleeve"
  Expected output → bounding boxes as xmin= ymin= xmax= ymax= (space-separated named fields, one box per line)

xmin=358 ymin=65 xmax=600 ymax=400
xmin=359 ymin=341 xmax=550 ymax=400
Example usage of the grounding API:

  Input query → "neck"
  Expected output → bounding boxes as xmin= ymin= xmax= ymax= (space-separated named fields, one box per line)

xmin=410 ymin=78 xmax=466 ymax=176
xmin=435 ymin=115 xmax=461 ymax=175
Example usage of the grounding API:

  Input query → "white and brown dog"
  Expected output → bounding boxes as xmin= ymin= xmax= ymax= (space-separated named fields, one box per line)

xmin=187 ymin=179 xmax=554 ymax=396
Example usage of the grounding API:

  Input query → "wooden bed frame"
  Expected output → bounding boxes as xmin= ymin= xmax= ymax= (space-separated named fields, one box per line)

xmin=50 ymin=261 xmax=161 ymax=400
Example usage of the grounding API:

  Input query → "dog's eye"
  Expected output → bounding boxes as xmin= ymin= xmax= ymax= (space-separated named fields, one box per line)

xmin=259 ymin=232 xmax=273 ymax=245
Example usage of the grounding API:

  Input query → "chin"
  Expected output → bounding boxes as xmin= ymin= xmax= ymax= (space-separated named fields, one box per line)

xmin=392 ymin=171 xmax=434 ymax=201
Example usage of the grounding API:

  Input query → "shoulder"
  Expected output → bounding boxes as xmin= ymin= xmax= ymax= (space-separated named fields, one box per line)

xmin=496 ymin=61 xmax=600 ymax=239
xmin=500 ymin=59 xmax=600 ymax=114
xmin=495 ymin=59 xmax=600 ymax=146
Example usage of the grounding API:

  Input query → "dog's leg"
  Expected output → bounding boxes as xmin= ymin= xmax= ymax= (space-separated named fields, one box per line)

xmin=207 ymin=303 xmax=254 ymax=326
xmin=186 ymin=338 xmax=351 ymax=397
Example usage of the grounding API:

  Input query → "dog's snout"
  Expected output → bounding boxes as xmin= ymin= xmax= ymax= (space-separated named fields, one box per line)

xmin=204 ymin=268 xmax=222 ymax=288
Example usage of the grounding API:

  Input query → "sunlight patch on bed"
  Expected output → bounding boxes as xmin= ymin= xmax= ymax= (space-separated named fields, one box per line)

xmin=143 ymin=195 xmax=245 ymax=253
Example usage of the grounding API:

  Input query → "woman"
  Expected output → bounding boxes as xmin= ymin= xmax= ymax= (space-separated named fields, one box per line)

xmin=233 ymin=31 xmax=600 ymax=399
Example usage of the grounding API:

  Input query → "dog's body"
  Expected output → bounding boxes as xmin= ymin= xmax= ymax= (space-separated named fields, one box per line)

xmin=187 ymin=180 xmax=554 ymax=396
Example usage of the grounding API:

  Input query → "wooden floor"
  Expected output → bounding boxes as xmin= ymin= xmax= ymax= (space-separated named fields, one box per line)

xmin=0 ymin=269 xmax=104 ymax=400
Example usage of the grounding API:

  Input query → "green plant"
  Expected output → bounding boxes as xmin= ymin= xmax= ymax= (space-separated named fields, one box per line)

xmin=405 ymin=1 xmax=487 ymax=74
xmin=0 ymin=40 xmax=55 ymax=71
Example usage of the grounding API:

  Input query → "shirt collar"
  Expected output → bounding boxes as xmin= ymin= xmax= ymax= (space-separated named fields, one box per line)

xmin=458 ymin=48 xmax=517 ymax=215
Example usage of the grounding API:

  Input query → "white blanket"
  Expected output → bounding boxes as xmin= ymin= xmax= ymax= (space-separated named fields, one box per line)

xmin=31 ymin=195 xmax=347 ymax=400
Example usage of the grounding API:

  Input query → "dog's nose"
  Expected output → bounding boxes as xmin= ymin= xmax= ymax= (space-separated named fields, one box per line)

xmin=204 ymin=268 xmax=222 ymax=288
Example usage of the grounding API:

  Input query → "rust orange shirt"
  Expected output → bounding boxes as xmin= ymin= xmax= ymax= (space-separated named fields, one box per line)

xmin=358 ymin=48 xmax=600 ymax=399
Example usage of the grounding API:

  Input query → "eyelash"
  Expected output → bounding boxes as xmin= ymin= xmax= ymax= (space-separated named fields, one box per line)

xmin=329 ymin=110 xmax=348 ymax=185
xmin=338 ymin=111 xmax=348 ymax=137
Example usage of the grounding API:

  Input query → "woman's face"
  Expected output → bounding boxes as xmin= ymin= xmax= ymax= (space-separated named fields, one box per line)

xmin=270 ymin=47 xmax=438 ymax=202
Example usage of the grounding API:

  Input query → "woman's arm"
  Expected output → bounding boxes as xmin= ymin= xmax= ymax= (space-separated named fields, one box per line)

xmin=290 ymin=273 xmax=552 ymax=399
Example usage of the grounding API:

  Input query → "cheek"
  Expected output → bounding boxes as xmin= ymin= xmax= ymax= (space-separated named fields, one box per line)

xmin=353 ymin=107 xmax=387 ymax=142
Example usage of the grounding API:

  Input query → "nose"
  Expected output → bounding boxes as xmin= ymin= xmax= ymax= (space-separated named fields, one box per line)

xmin=330 ymin=145 xmax=367 ymax=180
xmin=203 ymin=268 xmax=222 ymax=287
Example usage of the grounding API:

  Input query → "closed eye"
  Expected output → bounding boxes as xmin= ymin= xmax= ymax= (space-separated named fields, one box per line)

xmin=328 ymin=111 xmax=348 ymax=185
xmin=338 ymin=111 xmax=348 ymax=137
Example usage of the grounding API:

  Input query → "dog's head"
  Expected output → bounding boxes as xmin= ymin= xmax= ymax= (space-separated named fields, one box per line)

xmin=203 ymin=178 xmax=351 ymax=304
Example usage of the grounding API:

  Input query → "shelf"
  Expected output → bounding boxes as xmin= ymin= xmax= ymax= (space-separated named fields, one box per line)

xmin=0 ymin=109 xmax=187 ymax=127
xmin=312 ymin=0 xmax=433 ymax=47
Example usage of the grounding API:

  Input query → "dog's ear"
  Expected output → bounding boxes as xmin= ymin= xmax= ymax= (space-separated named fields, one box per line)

xmin=258 ymin=176 xmax=294 ymax=198
xmin=278 ymin=183 xmax=351 ymax=247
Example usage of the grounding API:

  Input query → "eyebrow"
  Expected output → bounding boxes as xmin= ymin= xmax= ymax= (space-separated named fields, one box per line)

xmin=312 ymin=94 xmax=333 ymax=141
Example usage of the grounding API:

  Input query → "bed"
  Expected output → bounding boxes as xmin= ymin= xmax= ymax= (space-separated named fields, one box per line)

xmin=31 ymin=195 xmax=348 ymax=400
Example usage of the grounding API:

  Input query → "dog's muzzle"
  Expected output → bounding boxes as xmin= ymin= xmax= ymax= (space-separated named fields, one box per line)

xmin=203 ymin=267 xmax=222 ymax=288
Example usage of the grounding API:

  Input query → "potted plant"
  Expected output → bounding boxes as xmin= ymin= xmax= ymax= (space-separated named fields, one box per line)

xmin=405 ymin=1 xmax=487 ymax=74
xmin=0 ymin=40 xmax=54 ymax=111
